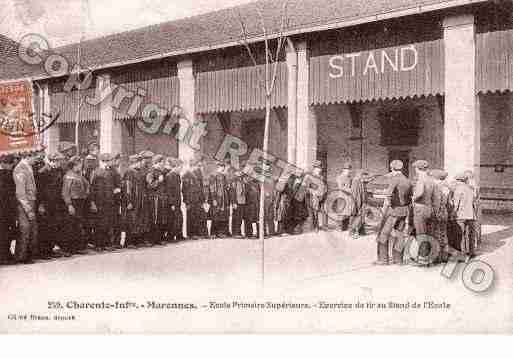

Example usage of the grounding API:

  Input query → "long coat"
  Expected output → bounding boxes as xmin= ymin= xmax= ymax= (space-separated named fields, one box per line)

xmin=146 ymin=168 xmax=169 ymax=227
xmin=208 ymin=172 xmax=230 ymax=221
xmin=90 ymin=167 xmax=120 ymax=232
xmin=122 ymin=168 xmax=146 ymax=234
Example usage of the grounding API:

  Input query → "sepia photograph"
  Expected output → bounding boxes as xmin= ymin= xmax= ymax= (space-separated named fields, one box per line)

xmin=0 ymin=0 xmax=512 ymax=334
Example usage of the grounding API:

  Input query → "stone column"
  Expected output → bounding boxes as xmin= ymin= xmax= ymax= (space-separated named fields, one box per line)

xmin=42 ymin=83 xmax=59 ymax=153
xmin=177 ymin=59 xmax=197 ymax=163
xmin=443 ymin=14 xmax=480 ymax=181
xmin=296 ymin=41 xmax=317 ymax=171
xmin=99 ymin=74 xmax=122 ymax=155
xmin=286 ymin=41 xmax=298 ymax=165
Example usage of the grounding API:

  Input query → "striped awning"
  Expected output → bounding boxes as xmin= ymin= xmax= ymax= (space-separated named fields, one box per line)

xmin=309 ymin=39 xmax=444 ymax=105
xmin=477 ymin=29 xmax=513 ymax=94
xmin=195 ymin=62 xmax=288 ymax=114
xmin=110 ymin=64 xmax=179 ymax=120
xmin=50 ymin=87 xmax=100 ymax=124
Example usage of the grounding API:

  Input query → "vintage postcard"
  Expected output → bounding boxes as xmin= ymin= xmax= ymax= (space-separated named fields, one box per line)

xmin=0 ymin=0 xmax=512 ymax=334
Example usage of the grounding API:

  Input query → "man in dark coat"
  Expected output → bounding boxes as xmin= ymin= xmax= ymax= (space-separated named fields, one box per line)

xmin=244 ymin=176 xmax=259 ymax=238
xmin=0 ymin=155 xmax=17 ymax=264
xmin=208 ymin=161 xmax=231 ymax=238
xmin=165 ymin=158 xmax=183 ymax=242
xmin=137 ymin=150 xmax=155 ymax=245
xmin=376 ymin=160 xmax=413 ymax=265
xmin=62 ymin=156 xmax=90 ymax=255
xmin=429 ymin=169 xmax=450 ymax=263
xmin=121 ymin=154 xmax=144 ymax=248
xmin=230 ymin=170 xmax=247 ymax=238
xmin=37 ymin=152 xmax=66 ymax=258
xmin=182 ymin=158 xmax=207 ymax=239
xmin=90 ymin=153 xmax=121 ymax=251
xmin=146 ymin=155 xmax=168 ymax=245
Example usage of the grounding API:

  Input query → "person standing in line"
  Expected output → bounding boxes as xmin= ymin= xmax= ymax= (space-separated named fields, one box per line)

xmin=146 ymin=155 xmax=168 ymax=245
xmin=165 ymin=158 xmax=184 ymax=242
xmin=137 ymin=150 xmax=155 ymax=246
xmin=411 ymin=160 xmax=435 ymax=236
xmin=244 ymin=176 xmax=260 ymax=239
xmin=375 ymin=160 xmax=413 ymax=265
xmin=230 ymin=170 xmax=247 ymax=238
xmin=349 ymin=169 xmax=367 ymax=239
xmin=37 ymin=152 xmax=66 ymax=258
xmin=13 ymin=153 xmax=40 ymax=264
xmin=208 ymin=161 xmax=231 ymax=238
xmin=82 ymin=154 xmax=98 ymax=249
xmin=263 ymin=182 xmax=277 ymax=237
xmin=305 ymin=160 xmax=324 ymax=233
xmin=430 ymin=169 xmax=450 ymax=263
xmin=453 ymin=172 xmax=477 ymax=259
xmin=90 ymin=153 xmax=121 ymax=252
xmin=464 ymin=170 xmax=481 ymax=249
xmin=336 ymin=162 xmax=354 ymax=231
xmin=62 ymin=156 xmax=90 ymax=255
xmin=121 ymin=155 xmax=144 ymax=248
xmin=0 ymin=155 xmax=17 ymax=265
xmin=182 ymin=158 xmax=207 ymax=239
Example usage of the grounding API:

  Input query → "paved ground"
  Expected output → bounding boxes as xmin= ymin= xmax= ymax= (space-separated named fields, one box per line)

xmin=1 ymin=214 xmax=512 ymax=333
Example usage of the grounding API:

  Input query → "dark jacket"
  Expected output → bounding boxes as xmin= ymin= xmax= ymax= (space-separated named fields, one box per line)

xmin=386 ymin=172 xmax=413 ymax=217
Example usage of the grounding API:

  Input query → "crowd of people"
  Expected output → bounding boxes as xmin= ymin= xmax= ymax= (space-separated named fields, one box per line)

xmin=375 ymin=159 xmax=481 ymax=266
xmin=0 ymin=148 xmax=325 ymax=265
xmin=0 ymin=147 xmax=481 ymax=267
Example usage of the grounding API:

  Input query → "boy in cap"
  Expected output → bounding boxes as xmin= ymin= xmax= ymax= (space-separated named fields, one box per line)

xmin=37 ymin=152 xmax=66 ymax=258
xmin=164 ymin=158 xmax=184 ymax=242
xmin=376 ymin=159 xmax=413 ymax=265
xmin=182 ymin=158 xmax=207 ymax=239
xmin=429 ymin=169 xmax=450 ymax=262
xmin=90 ymin=153 xmax=121 ymax=251
xmin=453 ymin=172 xmax=476 ymax=258
xmin=146 ymin=155 xmax=168 ymax=245
xmin=121 ymin=154 xmax=144 ymax=248
xmin=208 ymin=161 xmax=231 ymax=238
xmin=62 ymin=156 xmax=90 ymax=255
xmin=230 ymin=170 xmax=247 ymax=238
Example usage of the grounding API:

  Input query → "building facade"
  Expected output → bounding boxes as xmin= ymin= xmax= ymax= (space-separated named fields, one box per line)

xmin=2 ymin=0 xmax=511 ymax=211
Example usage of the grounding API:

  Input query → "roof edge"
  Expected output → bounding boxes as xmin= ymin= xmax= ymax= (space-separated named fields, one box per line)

xmin=0 ymin=0 xmax=487 ymax=84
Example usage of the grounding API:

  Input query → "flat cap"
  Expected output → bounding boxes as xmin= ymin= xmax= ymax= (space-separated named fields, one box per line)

xmin=85 ymin=154 xmax=97 ymax=160
xmin=99 ymin=153 xmax=113 ymax=162
xmin=342 ymin=162 xmax=352 ymax=170
xmin=412 ymin=160 xmax=429 ymax=170
xmin=139 ymin=150 xmax=155 ymax=159
xmin=152 ymin=154 xmax=164 ymax=165
xmin=390 ymin=159 xmax=404 ymax=170
xmin=47 ymin=152 xmax=65 ymax=161
xmin=68 ymin=155 xmax=82 ymax=167
xmin=454 ymin=172 xmax=467 ymax=181
xmin=312 ymin=160 xmax=322 ymax=169
xmin=129 ymin=154 xmax=141 ymax=164
xmin=428 ymin=169 xmax=448 ymax=180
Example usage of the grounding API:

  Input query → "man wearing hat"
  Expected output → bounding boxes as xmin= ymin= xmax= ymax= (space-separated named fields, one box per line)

xmin=429 ymin=169 xmax=450 ymax=262
xmin=207 ymin=161 xmax=231 ymax=238
xmin=12 ymin=152 xmax=40 ymax=263
xmin=453 ymin=172 xmax=476 ymax=258
xmin=0 ymin=155 xmax=17 ymax=264
xmin=305 ymin=160 xmax=324 ymax=233
xmin=336 ymin=162 xmax=354 ymax=231
xmin=90 ymin=153 xmax=121 ymax=251
xmin=37 ymin=152 xmax=66 ymax=258
xmin=376 ymin=160 xmax=413 ymax=265
xmin=62 ymin=156 xmax=90 ymax=255
xmin=146 ymin=155 xmax=168 ymax=245
xmin=412 ymin=160 xmax=435 ymax=236
xmin=182 ymin=157 xmax=207 ymax=239
xmin=121 ymin=154 xmax=143 ymax=248
xmin=164 ymin=158 xmax=184 ymax=242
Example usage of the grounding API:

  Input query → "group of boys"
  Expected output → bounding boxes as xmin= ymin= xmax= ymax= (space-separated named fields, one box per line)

xmin=376 ymin=159 xmax=480 ymax=266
